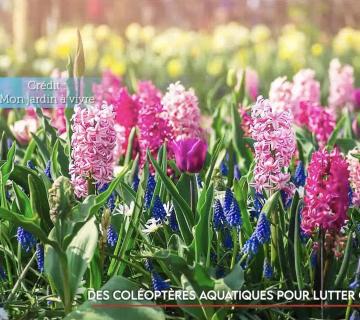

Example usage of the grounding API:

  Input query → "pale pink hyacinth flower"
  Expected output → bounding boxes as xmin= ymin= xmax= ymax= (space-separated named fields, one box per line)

xmin=291 ymin=69 xmax=320 ymax=119
xmin=69 ymin=103 xmax=116 ymax=198
xmin=347 ymin=148 xmax=360 ymax=206
xmin=251 ymin=96 xmax=296 ymax=192
xmin=161 ymin=81 xmax=201 ymax=140
xmin=10 ymin=117 xmax=38 ymax=144
xmin=268 ymin=76 xmax=293 ymax=113
xmin=49 ymin=69 xmax=67 ymax=134
xmin=328 ymin=58 xmax=354 ymax=112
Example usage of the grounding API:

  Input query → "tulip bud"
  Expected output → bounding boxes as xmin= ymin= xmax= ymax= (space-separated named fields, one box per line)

xmin=226 ymin=68 xmax=237 ymax=88
xmin=73 ymin=29 xmax=85 ymax=78
xmin=48 ymin=176 xmax=76 ymax=222
xmin=171 ymin=138 xmax=207 ymax=174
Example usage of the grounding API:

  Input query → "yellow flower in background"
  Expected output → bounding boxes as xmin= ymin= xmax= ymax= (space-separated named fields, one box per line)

xmin=125 ymin=23 xmax=142 ymax=42
xmin=231 ymin=49 xmax=249 ymax=69
xmin=333 ymin=27 xmax=360 ymax=55
xmin=251 ymin=25 xmax=271 ymax=44
xmin=311 ymin=43 xmax=323 ymax=56
xmin=207 ymin=57 xmax=223 ymax=76
xmin=34 ymin=37 xmax=48 ymax=56
xmin=95 ymin=25 xmax=111 ymax=41
xmin=100 ymin=55 xmax=126 ymax=76
xmin=141 ymin=26 xmax=155 ymax=43
xmin=167 ymin=58 xmax=183 ymax=78
xmin=213 ymin=23 xmax=249 ymax=52
xmin=278 ymin=25 xmax=306 ymax=67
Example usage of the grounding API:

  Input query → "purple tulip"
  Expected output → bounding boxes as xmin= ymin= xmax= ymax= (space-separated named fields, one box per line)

xmin=171 ymin=138 xmax=207 ymax=173
xmin=353 ymin=88 xmax=360 ymax=110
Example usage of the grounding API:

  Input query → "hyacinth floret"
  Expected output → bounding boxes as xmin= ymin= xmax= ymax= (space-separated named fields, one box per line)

xmin=301 ymin=148 xmax=350 ymax=234
xmin=347 ymin=148 xmax=360 ymax=207
xmin=225 ymin=198 xmax=242 ymax=228
xmin=293 ymin=161 xmax=306 ymax=187
xmin=263 ymin=259 xmax=273 ymax=279
xmin=251 ymin=96 xmax=296 ymax=192
xmin=161 ymin=81 xmax=201 ymax=140
xmin=69 ymin=103 xmax=116 ymax=198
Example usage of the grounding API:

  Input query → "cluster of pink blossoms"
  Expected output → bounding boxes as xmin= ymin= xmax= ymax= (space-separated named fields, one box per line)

xmin=136 ymin=81 xmax=173 ymax=165
xmin=301 ymin=148 xmax=350 ymax=234
xmin=161 ymin=82 xmax=202 ymax=140
xmin=93 ymin=72 xmax=139 ymax=159
xmin=296 ymin=101 xmax=336 ymax=147
xmin=251 ymin=96 xmax=296 ymax=191
xmin=268 ymin=76 xmax=293 ymax=113
xmin=347 ymin=148 xmax=360 ymax=206
xmin=69 ymin=104 xmax=116 ymax=198
xmin=328 ymin=58 xmax=354 ymax=111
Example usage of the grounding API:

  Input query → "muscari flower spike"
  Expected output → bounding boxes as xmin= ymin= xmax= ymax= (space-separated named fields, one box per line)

xmin=281 ymin=189 xmax=292 ymax=209
xmin=224 ymin=188 xmax=234 ymax=213
xmin=27 ymin=160 xmax=36 ymax=170
xmin=242 ymin=234 xmax=260 ymax=257
xmin=107 ymin=225 xmax=118 ymax=248
xmin=234 ymin=165 xmax=241 ymax=180
xmin=17 ymin=227 xmax=36 ymax=252
xmin=263 ymin=259 xmax=273 ymax=279
xmin=255 ymin=213 xmax=271 ymax=244
xmin=293 ymin=161 xmax=306 ymax=187
xmin=132 ymin=174 xmax=140 ymax=192
xmin=250 ymin=192 xmax=265 ymax=219
xmin=223 ymin=229 xmax=233 ymax=249
xmin=225 ymin=198 xmax=242 ymax=228
xmin=152 ymin=196 xmax=167 ymax=222
xmin=44 ymin=160 xmax=52 ymax=180
xmin=36 ymin=243 xmax=44 ymax=273
xmin=98 ymin=183 xmax=116 ymax=212
xmin=144 ymin=259 xmax=153 ymax=272
xmin=168 ymin=208 xmax=179 ymax=232
xmin=350 ymin=310 xmax=360 ymax=320
xmin=196 ymin=174 xmax=203 ymax=188
xmin=151 ymin=272 xmax=170 ymax=291
xmin=220 ymin=161 xmax=228 ymax=176
xmin=144 ymin=174 xmax=156 ymax=209
xmin=213 ymin=199 xmax=225 ymax=231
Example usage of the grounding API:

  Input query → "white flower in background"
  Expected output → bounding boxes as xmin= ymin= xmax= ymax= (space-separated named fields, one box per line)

xmin=0 ymin=308 xmax=8 ymax=320
xmin=114 ymin=201 xmax=135 ymax=217
xmin=142 ymin=218 xmax=162 ymax=235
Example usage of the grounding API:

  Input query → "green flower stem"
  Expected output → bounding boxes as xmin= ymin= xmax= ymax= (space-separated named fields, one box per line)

xmin=59 ymin=251 xmax=72 ymax=314
xmin=230 ymin=228 xmax=239 ymax=269
xmin=345 ymin=297 xmax=353 ymax=320
xmin=270 ymin=209 xmax=278 ymax=268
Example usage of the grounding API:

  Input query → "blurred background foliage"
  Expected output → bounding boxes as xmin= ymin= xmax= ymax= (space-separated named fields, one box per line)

xmin=0 ymin=0 xmax=360 ymax=105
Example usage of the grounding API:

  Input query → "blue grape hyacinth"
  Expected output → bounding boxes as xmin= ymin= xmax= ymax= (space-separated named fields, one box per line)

xmin=224 ymin=188 xmax=234 ymax=214
xmin=132 ymin=174 xmax=140 ymax=192
xmin=144 ymin=174 xmax=156 ymax=209
xmin=36 ymin=243 xmax=44 ymax=273
xmin=44 ymin=160 xmax=52 ymax=180
xmin=168 ymin=208 xmax=179 ymax=232
xmin=213 ymin=199 xmax=225 ymax=230
xmin=225 ymin=198 xmax=242 ymax=228
xmin=250 ymin=192 xmax=265 ymax=219
xmin=220 ymin=161 xmax=228 ymax=176
xmin=293 ymin=161 xmax=306 ymax=187
xmin=151 ymin=272 xmax=170 ymax=291
xmin=17 ymin=227 xmax=36 ymax=252
xmin=242 ymin=234 xmax=260 ymax=257
xmin=152 ymin=196 xmax=167 ymax=221
xmin=263 ymin=259 xmax=273 ymax=279
xmin=107 ymin=225 xmax=118 ymax=248
xmin=223 ymin=229 xmax=233 ymax=249
xmin=27 ymin=160 xmax=36 ymax=170
xmin=255 ymin=213 xmax=271 ymax=244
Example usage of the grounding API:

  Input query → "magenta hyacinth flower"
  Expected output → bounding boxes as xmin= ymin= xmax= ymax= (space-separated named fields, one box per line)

xmin=328 ymin=58 xmax=354 ymax=111
xmin=347 ymin=148 xmax=360 ymax=207
xmin=301 ymin=148 xmax=350 ymax=234
xmin=69 ymin=103 xmax=116 ymax=198
xmin=296 ymin=101 xmax=336 ymax=147
xmin=353 ymin=88 xmax=360 ymax=111
xmin=251 ymin=96 xmax=296 ymax=192
xmin=171 ymin=138 xmax=207 ymax=173
xmin=268 ymin=76 xmax=293 ymax=113
xmin=161 ymin=82 xmax=201 ymax=140
xmin=136 ymin=80 xmax=162 ymax=106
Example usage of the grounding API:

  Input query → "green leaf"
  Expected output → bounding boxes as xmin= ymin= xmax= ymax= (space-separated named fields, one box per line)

xmin=294 ymin=197 xmax=304 ymax=291
xmin=327 ymin=115 xmax=345 ymax=148
xmin=124 ymin=127 xmax=137 ymax=166
xmin=233 ymin=177 xmax=252 ymax=236
xmin=205 ymin=138 xmax=223 ymax=187
xmin=334 ymin=233 xmax=352 ymax=289
xmin=28 ymin=174 xmax=52 ymax=232
xmin=31 ymin=131 xmax=51 ymax=164
xmin=193 ymin=184 xmax=214 ymax=264
xmin=214 ymin=261 xmax=244 ymax=291
xmin=64 ymin=276 xmax=165 ymax=320
xmin=66 ymin=216 xmax=98 ymax=301
xmin=13 ymin=183 xmax=33 ymax=218
xmin=51 ymin=139 xmax=70 ymax=179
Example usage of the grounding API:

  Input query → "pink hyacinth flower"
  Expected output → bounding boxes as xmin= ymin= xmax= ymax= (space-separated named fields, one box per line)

xmin=301 ymin=148 xmax=350 ymax=234
xmin=269 ymin=76 xmax=293 ymax=113
xmin=251 ymin=96 xmax=296 ymax=192
xmin=347 ymin=148 xmax=360 ymax=207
